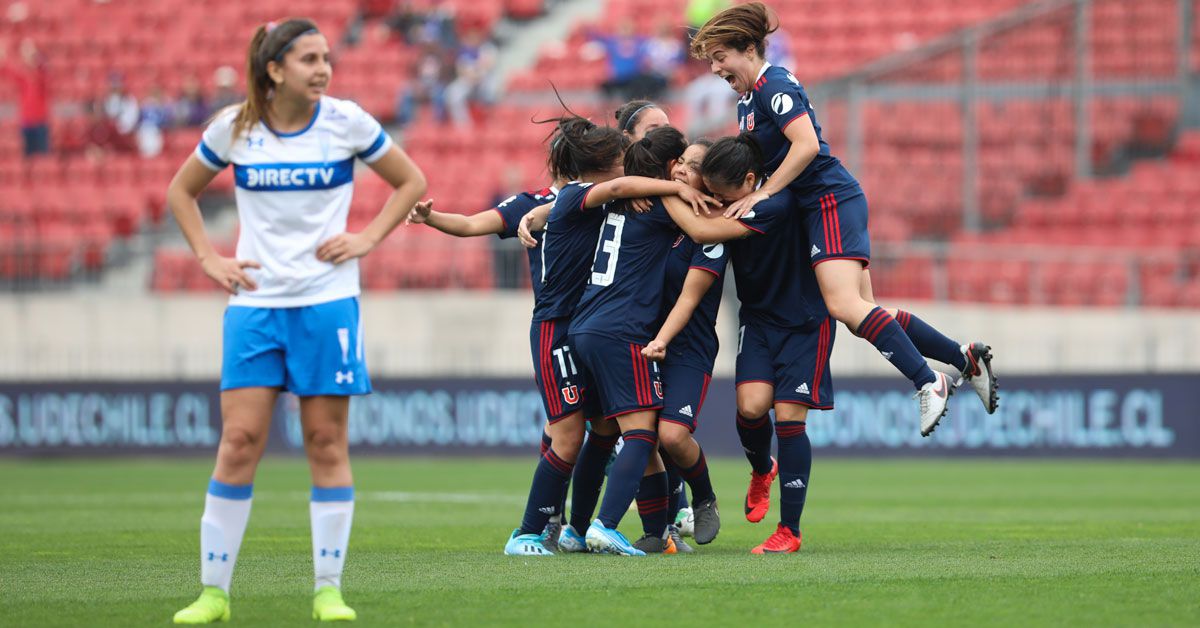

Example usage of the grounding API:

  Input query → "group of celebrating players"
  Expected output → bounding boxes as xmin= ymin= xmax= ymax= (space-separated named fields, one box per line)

xmin=166 ymin=2 xmax=999 ymax=623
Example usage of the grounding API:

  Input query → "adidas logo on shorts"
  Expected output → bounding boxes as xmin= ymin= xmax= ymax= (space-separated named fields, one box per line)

xmin=678 ymin=405 xmax=694 ymax=418
xmin=795 ymin=383 xmax=810 ymax=395
xmin=783 ymin=478 xmax=807 ymax=489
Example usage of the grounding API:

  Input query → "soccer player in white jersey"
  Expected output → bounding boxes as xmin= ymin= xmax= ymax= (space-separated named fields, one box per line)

xmin=165 ymin=18 xmax=426 ymax=624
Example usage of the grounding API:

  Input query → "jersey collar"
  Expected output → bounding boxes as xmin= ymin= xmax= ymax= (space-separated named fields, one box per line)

xmin=750 ymin=61 xmax=772 ymax=92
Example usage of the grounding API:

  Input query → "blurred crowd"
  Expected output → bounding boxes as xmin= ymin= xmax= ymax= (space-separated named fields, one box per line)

xmin=1 ymin=37 xmax=243 ymax=160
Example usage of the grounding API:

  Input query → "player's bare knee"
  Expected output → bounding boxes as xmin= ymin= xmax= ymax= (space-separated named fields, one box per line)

xmin=303 ymin=427 xmax=348 ymax=467
xmin=824 ymin=296 xmax=860 ymax=326
xmin=737 ymin=399 xmax=771 ymax=421
xmin=551 ymin=430 xmax=584 ymax=463
xmin=658 ymin=424 xmax=691 ymax=456
xmin=218 ymin=427 xmax=263 ymax=467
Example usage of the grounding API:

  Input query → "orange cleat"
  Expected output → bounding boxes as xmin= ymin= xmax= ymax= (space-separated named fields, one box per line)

xmin=750 ymin=523 xmax=801 ymax=554
xmin=744 ymin=458 xmax=778 ymax=523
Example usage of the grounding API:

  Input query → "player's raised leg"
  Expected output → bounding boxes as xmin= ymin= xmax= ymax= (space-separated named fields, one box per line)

xmin=860 ymin=270 xmax=998 ymax=415
xmin=174 ymin=387 xmax=276 ymax=624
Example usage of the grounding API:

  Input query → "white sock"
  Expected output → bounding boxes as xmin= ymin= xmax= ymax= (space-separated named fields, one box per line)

xmin=200 ymin=479 xmax=253 ymax=594
xmin=311 ymin=486 xmax=355 ymax=591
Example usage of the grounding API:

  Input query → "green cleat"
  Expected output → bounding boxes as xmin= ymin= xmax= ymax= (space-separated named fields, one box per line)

xmin=313 ymin=586 xmax=357 ymax=622
xmin=173 ymin=586 xmax=230 ymax=624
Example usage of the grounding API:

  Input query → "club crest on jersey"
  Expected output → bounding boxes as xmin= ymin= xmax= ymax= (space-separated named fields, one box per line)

xmin=653 ymin=381 xmax=663 ymax=399
xmin=744 ymin=112 xmax=755 ymax=131
xmin=561 ymin=385 xmax=580 ymax=405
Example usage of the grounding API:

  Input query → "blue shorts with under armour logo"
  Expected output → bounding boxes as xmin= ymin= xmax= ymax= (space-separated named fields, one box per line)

xmin=221 ymin=296 xmax=372 ymax=397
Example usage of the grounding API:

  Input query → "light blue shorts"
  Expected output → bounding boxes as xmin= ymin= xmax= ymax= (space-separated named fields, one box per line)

xmin=221 ymin=297 xmax=371 ymax=397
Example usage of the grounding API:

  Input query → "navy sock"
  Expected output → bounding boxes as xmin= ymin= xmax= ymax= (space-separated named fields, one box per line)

xmin=856 ymin=306 xmax=937 ymax=389
xmin=736 ymin=413 xmax=775 ymax=475
xmin=539 ymin=430 xmax=567 ymax=520
xmin=775 ymin=421 xmax=811 ymax=535
xmin=597 ymin=429 xmax=658 ymax=529
xmin=895 ymin=310 xmax=967 ymax=372
xmin=519 ymin=447 xmax=574 ymax=535
xmin=635 ymin=472 xmax=670 ymax=538
xmin=568 ymin=430 xmax=617 ymax=532
xmin=662 ymin=451 xmax=687 ymax=521
xmin=679 ymin=448 xmax=715 ymax=504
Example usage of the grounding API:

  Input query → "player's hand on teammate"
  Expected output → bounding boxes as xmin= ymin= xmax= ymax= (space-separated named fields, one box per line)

xmin=631 ymin=197 xmax=654 ymax=213
xmin=517 ymin=211 xmax=540 ymax=248
xmin=317 ymin=232 xmax=375 ymax=265
xmin=200 ymin=255 xmax=260 ymax=295
xmin=724 ymin=190 xmax=769 ymax=219
xmin=407 ymin=199 xmax=433 ymax=225
xmin=676 ymin=182 xmax=722 ymax=216
xmin=641 ymin=339 xmax=668 ymax=362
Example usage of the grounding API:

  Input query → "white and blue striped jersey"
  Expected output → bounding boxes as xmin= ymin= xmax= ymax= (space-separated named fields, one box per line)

xmin=195 ymin=96 xmax=392 ymax=307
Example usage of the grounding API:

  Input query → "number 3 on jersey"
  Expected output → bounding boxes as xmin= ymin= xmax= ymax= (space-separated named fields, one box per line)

xmin=591 ymin=213 xmax=626 ymax=287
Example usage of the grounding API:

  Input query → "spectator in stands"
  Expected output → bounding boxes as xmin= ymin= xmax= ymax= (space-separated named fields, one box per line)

xmin=103 ymin=74 xmax=140 ymax=136
xmin=210 ymin=66 xmax=241 ymax=111
xmin=388 ymin=0 xmax=458 ymax=49
xmin=444 ymin=29 xmax=498 ymax=128
xmin=174 ymin=75 xmax=211 ymax=128
xmin=83 ymin=99 xmax=134 ymax=158
xmin=645 ymin=20 xmax=685 ymax=87
xmin=395 ymin=47 xmax=450 ymax=127
xmin=0 ymin=38 xmax=50 ymax=156
xmin=137 ymin=86 xmax=172 ymax=158
xmin=590 ymin=19 xmax=664 ymax=102
xmin=682 ymin=61 xmax=736 ymax=139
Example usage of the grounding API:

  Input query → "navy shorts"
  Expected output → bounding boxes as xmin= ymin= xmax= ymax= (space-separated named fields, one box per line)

xmin=570 ymin=332 xmax=664 ymax=420
xmin=530 ymin=318 xmax=599 ymax=423
xmin=659 ymin=362 xmax=712 ymax=433
xmin=735 ymin=317 xmax=835 ymax=409
xmin=803 ymin=189 xmax=871 ymax=267
xmin=221 ymin=296 xmax=371 ymax=396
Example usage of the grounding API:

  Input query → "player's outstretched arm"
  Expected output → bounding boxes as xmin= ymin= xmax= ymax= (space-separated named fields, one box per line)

xmin=409 ymin=198 xmax=506 ymax=237
xmin=724 ymin=116 xmax=820 ymax=219
xmin=643 ymin=267 xmax=718 ymax=362
xmin=663 ymin=195 xmax=752 ymax=244
xmin=166 ymin=155 xmax=260 ymax=295
xmin=586 ymin=177 xmax=720 ymax=215
xmin=317 ymin=145 xmax=428 ymax=264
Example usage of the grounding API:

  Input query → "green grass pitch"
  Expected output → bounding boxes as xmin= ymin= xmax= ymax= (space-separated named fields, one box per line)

xmin=1 ymin=457 xmax=1197 ymax=626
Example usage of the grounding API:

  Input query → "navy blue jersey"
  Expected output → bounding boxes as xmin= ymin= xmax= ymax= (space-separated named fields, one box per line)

xmin=661 ymin=235 xmax=727 ymax=372
xmin=737 ymin=64 xmax=859 ymax=205
xmin=493 ymin=186 xmax=558 ymax=302
xmin=570 ymin=198 xmax=680 ymax=344
xmin=533 ymin=182 xmax=607 ymax=321
xmin=727 ymin=188 xmax=828 ymax=329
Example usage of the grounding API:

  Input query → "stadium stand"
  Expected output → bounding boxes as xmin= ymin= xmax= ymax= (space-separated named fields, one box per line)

xmin=1 ymin=0 xmax=1194 ymax=308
